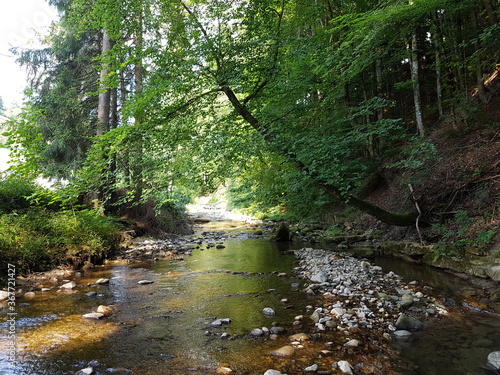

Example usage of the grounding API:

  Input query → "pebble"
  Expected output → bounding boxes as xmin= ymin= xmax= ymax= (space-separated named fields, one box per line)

xmin=270 ymin=345 xmax=295 ymax=357
xmin=76 ymin=368 xmax=94 ymax=375
xmin=487 ymin=351 xmax=500 ymax=370
xmin=0 ymin=291 xmax=9 ymax=300
xmin=61 ymin=281 xmax=77 ymax=289
xmin=96 ymin=305 xmax=113 ymax=316
xmin=264 ymin=370 xmax=284 ymax=375
xmin=24 ymin=292 xmax=36 ymax=299
xmin=336 ymin=360 xmax=353 ymax=374
xmin=262 ymin=307 xmax=276 ymax=316
xmin=305 ymin=363 xmax=318 ymax=372
xmin=82 ymin=313 xmax=104 ymax=320
xmin=137 ymin=280 xmax=154 ymax=285
xmin=96 ymin=278 xmax=110 ymax=284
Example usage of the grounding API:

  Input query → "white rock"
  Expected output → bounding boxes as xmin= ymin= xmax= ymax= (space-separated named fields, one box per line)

xmin=77 ymin=368 xmax=94 ymax=375
xmin=96 ymin=278 xmax=109 ymax=284
xmin=305 ymin=363 xmax=318 ymax=372
xmin=82 ymin=313 xmax=104 ymax=320
xmin=0 ymin=291 xmax=9 ymax=300
xmin=263 ymin=307 xmax=276 ymax=316
xmin=264 ymin=370 xmax=283 ymax=375
xmin=337 ymin=360 xmax=353 ymax=375
xmin=487 ymin=351 xmax=500 ymax=370
xmin=137 ymin=280 xmax=154 ymax=285
xmin=61 ymin=281 xmax=77 ymax=289
xmin=310 ymin=270 xmax=328 ymax=283
xmin=345 ymin=339 xmax=360 ymax=347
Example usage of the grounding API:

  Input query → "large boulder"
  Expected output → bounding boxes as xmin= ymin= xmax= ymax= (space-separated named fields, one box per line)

xmin=270 ymin=222 xmax=293 ymax=242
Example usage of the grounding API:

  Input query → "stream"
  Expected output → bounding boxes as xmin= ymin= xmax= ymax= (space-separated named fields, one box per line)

xmin=1 ymin=215 xmax=500 ymax=375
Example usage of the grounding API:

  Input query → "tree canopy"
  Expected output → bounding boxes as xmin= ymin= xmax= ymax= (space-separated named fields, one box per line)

xmin=4 ymin=0 xmax=499 ymax=225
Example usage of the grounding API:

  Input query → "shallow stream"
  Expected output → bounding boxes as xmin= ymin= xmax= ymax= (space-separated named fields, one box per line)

xmin=1 ymin=220 xmax=499 ymax=375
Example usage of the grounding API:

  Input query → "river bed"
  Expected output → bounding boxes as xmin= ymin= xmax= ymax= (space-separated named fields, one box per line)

xmin=1 ymin=219 xmax=499 ymax=375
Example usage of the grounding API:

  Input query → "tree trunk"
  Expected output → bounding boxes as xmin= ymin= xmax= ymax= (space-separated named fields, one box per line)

xmin=97 ymin=29 xmax=111 ymax=136
xmin=221 ymin=85 xmax=420 ymax=227
xmin=410 ymin=33 xmax=425 ymax=137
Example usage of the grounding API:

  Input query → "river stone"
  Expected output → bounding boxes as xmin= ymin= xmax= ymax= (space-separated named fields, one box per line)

xmin=82 ymin=312 xmax=104 ymax=320
xmin=345 ymin=339 xmax=360 ymax=347
xmin=61 ymin=281 xmax=77 ymax=289
xmin=289 ymin=333 xmax=310 ymax=341
xmin=251 ymin=328 xmax=263 ymax=337
xmin=24 ymin=292 xmax=36 ymax=299
xmin=395 ymin=314 xmax=423 ymax=331
xmin=264 ymin=370 xmax=283 ymax=375
xmin=337 ymin=360 xmax=353 ymax=374
xmin=96 ymin=278 xmax=109 ymax=284
xmin=0 ymin=291 xmax=9 ymax=300
xmin=393 ymin=330 xmax=412 ymax=339
xmin=270 ymin=326 xmax=285 ymax=335
xmin=305 ymin=364 xmax=318 ymax=372
xmin=96 ymin=305 xmax=113 ymax=316
xmin=76 ymin=368 xmax=94 ymax=375
xmin=401 ymin=294 xmax=414 ymax=307
xmin=216 ymin=366 xmax=234 ymax=374
xmin=310 ymin=270 xmax=328 ymax=283
xmin=263 ymin=307 xmax=276 ymax=316
xmin=270 ymin=345 xmax=295 ymax=357
xmin=310 ymin=310 xmax=321 ymax=322
xmin=210 ymin=319 xmax=223 ymax=327
xmin=487 ymin=352 xmax=500 ymax=369
xmin=137 ymin=280 xmax=154 ymax=285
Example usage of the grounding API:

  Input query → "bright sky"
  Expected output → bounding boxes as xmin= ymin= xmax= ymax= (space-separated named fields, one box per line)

xmin=0 ymin=0 xmax=59 ymax=107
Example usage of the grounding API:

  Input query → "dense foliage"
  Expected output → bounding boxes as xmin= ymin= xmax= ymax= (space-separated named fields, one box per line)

xmin=3 ymin=0 xmax=499 ymax=228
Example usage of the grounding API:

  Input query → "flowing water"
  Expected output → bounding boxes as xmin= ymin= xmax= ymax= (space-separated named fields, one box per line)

xmin=1 ymin=220 xmax=500 ymax=375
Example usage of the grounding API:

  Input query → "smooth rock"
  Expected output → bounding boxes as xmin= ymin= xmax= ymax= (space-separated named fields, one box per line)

xmin=270 ymin=326 xmax=285 ymax=335
xmin=216 ymin=366 xmax=234 ymax=374
xmin=401 ymin=294 xmax=414 ymax=307
xmin=0 ymin=291 xmax=9 ymax=300
xmin=77 ymin=367 xmax=94 ymax=375
xmin=264 ymin=370 xmax=283 ymax=375
xmin=24 ymin=292 xmax=36 ymax=299
xmin=82 ymin=313 xmax=104 ymax=320
xmin=311 ymin=270 xmax=328 ymax=283
xmin=305 ymin=364 xmax=318 ymax=372
xmin=251 ymin=328 xmax=263 ymax=337
xmin=61 ymin=281 xmax=77 ymax=289
xmin=393 ymin=330 xmax=412 ymax=339
xmin=96 ymin=278 xmax=109 ymax=284
xmin=345 ymin=339 xmax=360 ymax=347
xmin=270 ymin=345 xmax=295 ymax=357
xmin=337 ymin=360 xmax=353 ymax=375
xmin=138 ymin=280 xmax=154 ymax=285
xmin=487 ymin=351 xmax=500 ymax=370
xmin=289 ymin=333 xmax=310 ymax=341
xmin=395 ymin=314 xmax=423 ymax=331
xmin=96 ymin=305 xmax=113 ymax=316
xmin=263 ymin=307 xmax=276 ymax=316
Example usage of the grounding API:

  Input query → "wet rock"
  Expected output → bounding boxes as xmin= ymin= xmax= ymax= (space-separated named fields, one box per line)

xmin=270 ymin=222 xmax=293 ymax=242
xmin=401 ymin=294 xmax=414 ymax=307
xmin=336 ymin=360 xmax=353 ymax=375
xmin=270 ymin=345 xmax=295 ymax=357
xmin=289 ymin=333 xmax=310 ymax=341
xmin=0 ymin=291 xmax=9 ymax=300
xmin=305 ymin=363 xmax=318 ymax=372
xmin=393 ymin=330 xmax=412 ymax=339
xmin=216 ymin=366 xmax=234 ymax=374
xmin=82 ymin=313 xmax=104 ymax=320
xmin=395 ymin=314 xmax=423 ymax=331
xmin=61 ymin=281 xmax=77 ymax=289
xmin=137 ymin=280 xmax=154 ymax=285
xmin=24 ymin=292 xmax=36 ymax=299
xmin=344 ymin=339 xmax=360 ymax=347
xmin=270 ymin=326 xmax=285 ymax=335
xmin=264 ymin=370 xmax=284 ymax=375
xmin=251 ymin=328 xmax=264 ymax=337
xmin=263 ymin=307 xmax=276 ymax=316
xmin=97 ymin=305 xmax=113 ymax=317
xmin=76 ymin=367 xmax=94 ymax=374
xmin=96 ymin=278 xmax=110 ymax=284
xmin=487 ymin=351 xmax=500 ymax=370
xmin=85 ymin=292 xmax=98 ymax=297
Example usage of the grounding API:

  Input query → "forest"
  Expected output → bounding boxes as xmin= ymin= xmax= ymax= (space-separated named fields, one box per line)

xmin=0 ymin=0 xmax=499 ymax=276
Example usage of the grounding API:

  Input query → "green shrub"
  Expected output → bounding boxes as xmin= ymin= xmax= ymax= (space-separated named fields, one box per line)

xmin=0 ymin=177 xmax=37 ymax=212
xmin=0 ymin=208 xmax=122 ymax=279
